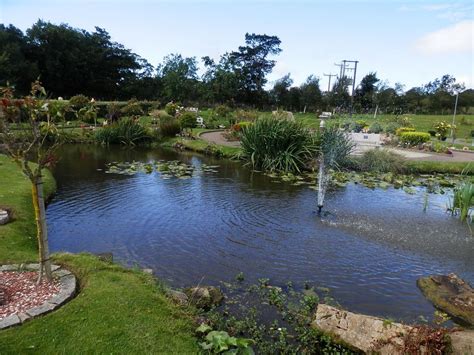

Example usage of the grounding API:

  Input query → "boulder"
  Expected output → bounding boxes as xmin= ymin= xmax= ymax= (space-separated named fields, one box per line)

xmin=0 ymin=209 xmax=10 ymax=225
xmin=0 ymin=287 xmax=6 ymax=305
xmin=417 ymin=273 xmax=474 ymax=326
xmin=184 ymin=286 xmax=223 ymax=310
xmin=312 ymin=304 xmax=474 ymax=354
xmin=167 ymin=290 xmax=189 ymax=306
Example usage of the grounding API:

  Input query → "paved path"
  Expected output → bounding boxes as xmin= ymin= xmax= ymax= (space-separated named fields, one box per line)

xmin=199 ymin=130 xmax=241 ymax=148
xmin=199 ymin=130 xmax=474 ymax=162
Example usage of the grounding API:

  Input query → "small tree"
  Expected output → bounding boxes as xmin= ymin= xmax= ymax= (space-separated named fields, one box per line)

xmin=0 ymin=81 xmax=64 ymax=283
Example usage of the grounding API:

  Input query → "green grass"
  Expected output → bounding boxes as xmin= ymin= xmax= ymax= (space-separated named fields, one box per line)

xmin=406 ymin=161 xmax=474 ymax=175
xmin=0 ymin=155 xmax=199 ymax=354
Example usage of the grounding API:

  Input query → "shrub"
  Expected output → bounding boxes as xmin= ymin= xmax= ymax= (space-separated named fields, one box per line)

xmin=78 ymin=106 xmax=97 ymax=124
xmin=95 ymin=118 xmax=151 ymax=145
xmin=69 ymin=94 xmax=90 ymax=110
xmin=395 ymin=127 xmax=416 ymax=136
xmin=320 ymin=127 xmax=354 ymax=169
xmin=121 ymin=99 xmax=144 ymax=117
xmin=215 ymin=105 xmax=231 ymax=118
xmin=159 ymin=116 xmax=181 ymax=137
xmin=368 ymin=122 xmax=383 ymax=134
xmin=385 ymin=122 xmax=401 ymax=135
xmin=355 ymin=149 xmax=407 ymax=173
xmin=399 ymin=131 xmax=430 ymax=146
xmin=348 ymin=120 xmax=366 ymax=133
xmin=389 ymin=116 xmax=413 ymax=127
xmin=434 ymin=121 xmax=453 ymax=140
xmin=165 ymin=102 xmax=179 ymax=116
xmin=106 ymin=102 xmax=122 ymax=122
xmin=235 ymin=109 xmax=258 ymax=122
xmin=178 ymin=111 xmax=196 ymax=129
xmin=240 ymin=117 xmax=317 ymax=173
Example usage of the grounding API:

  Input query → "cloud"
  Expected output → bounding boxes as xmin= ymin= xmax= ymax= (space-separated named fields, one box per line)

xmin=415 ymin=20 xmax=473 ymax=54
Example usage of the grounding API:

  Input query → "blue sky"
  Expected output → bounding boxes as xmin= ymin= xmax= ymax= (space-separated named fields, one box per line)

xmin=1 ymin=0 xmax=473 ymax=90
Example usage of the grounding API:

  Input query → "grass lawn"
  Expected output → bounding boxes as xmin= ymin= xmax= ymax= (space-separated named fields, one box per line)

xmin=0 ymin=155 xmax=199 ymax=354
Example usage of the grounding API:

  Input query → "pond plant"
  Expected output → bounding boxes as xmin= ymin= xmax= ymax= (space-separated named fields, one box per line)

xmin=240 ymin=117 xmax=317 ymax=173
xmin=449 ymin=179 xmax=473 ymax=231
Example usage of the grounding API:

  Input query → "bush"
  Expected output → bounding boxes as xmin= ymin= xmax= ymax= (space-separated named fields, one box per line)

xmin=320 ymin=127 xmax=354 ymax=169
xmin=399 ymin=131 xmax=430 ymax=146
xmin=395 ymin=127 xmax=416 ymax=136
xmin=434 ymin=121 xmax=453 ymax=140
xmin=78 ymin=106 xmax=97 ymax=124
xmin=235 ymin=109 xmax=258 ymax=122
xmin=159 ymin=116 xmax=181 ymax=137
xmin=106 ymin=102 xmax=122 ymax=122
xmin=95 ymin=118 xmax=151 ymax=145
xmin=121 ymin=99 xmax=144 ymax=117
xmin=348 ymin=120 xmax=366 ymax=133
xmin=69 ymin=95 xmax=90 ymax=110
xmin=178 ymin=112 xmax=196 ymax=129
xmin=240 ymin=117 xmax=317 ymax=173
xmin=368 ymin=122 xmax=383 ymax=134
xmin=354 ymin=149 xmax=407 ymax=173
xmin=385 ymin=122 xmax=401 ymax=135
xmin=389 ymin=116 xmax=413 ymax=127
xmin=215 ymin=105 xmax=231 ymax=118
xmin=165 ymin=102 xmax=179 ymax=116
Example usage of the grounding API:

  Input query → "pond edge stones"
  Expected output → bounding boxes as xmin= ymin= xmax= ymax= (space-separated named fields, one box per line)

xmin=0 ymin=264 xmax=77 ymax=330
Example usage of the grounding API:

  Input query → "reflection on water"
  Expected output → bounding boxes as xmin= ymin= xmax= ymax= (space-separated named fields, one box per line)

xmin=47 ymin=145 xmax=474 ymax=322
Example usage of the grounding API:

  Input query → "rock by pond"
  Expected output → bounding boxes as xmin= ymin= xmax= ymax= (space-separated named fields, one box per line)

xmin=417 ymin=273 xmax=474 ymax=326
xmin=184 ymin=286 xmax=223 ymax=310
xmin=312 ymin=303 xmax=474 ymax=354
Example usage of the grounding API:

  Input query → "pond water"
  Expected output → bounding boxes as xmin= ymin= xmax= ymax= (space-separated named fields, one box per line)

xmin=47 ymin=145 xmax=474 ymax=323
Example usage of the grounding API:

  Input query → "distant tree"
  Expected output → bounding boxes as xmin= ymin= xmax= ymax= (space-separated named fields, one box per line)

xmin=202 ymin=54 xmax=240 ymax=105
xmin=271 ymin=74 xmax=293 ymax=108
xmin=299 ymin=75 xmax=322 ymax=112
xmin=354 ymin=72 xmax=380 ymax=112
xmin=327 ymin=76 xmax=351 ymax=112
xmin=157 ymin=54 xmax=199 ymax=103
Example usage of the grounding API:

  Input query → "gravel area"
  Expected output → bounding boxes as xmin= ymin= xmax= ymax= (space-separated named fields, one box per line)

xmin=0 ymin=271 xmax=60 ymax=319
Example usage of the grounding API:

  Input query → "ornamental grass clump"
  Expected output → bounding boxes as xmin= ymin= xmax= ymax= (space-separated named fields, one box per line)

xmin=95 ymin=118 xmax=151 ymax=145
xmin=240 ymin=117 xmax=317 ymax=173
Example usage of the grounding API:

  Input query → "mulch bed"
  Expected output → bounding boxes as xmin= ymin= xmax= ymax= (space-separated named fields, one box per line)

xmin=0 ymin=271 xmax=60 ymax=319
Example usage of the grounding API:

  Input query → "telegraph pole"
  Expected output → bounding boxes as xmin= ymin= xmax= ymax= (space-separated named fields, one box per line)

xmin=334 ymin=62 xmax=348 ymax=79
xmin=342 ymin=60 xmax=359 ymax=118
xmin=323 ymin=73 xmax=338 ymax=92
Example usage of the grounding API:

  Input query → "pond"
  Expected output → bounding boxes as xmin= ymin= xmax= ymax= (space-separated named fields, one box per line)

xmin=47 ymin=144 xmax=474 ymax=323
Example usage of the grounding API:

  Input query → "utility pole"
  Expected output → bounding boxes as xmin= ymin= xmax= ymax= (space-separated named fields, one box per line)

xmin=323 ymin=73 xmax=338 ymax=92
xmin=451 ymin=92 xmax=459 ymax=144
xmin=342 ymin=59 xmax=359 ymax=118
xmin=334 ymin=62 xmax=349 ymax=80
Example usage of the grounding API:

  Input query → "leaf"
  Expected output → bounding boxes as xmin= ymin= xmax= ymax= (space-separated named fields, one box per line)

xmin=196 ymin=323 xmax=212 ymax=334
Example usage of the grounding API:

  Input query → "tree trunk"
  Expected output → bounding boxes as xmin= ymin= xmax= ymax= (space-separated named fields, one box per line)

xmin=31 ymin=174 xmax=52 ymax=283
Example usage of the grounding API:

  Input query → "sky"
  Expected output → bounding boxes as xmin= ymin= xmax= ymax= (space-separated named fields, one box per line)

xmin=1 ymin=0 xmax=473 ymax=91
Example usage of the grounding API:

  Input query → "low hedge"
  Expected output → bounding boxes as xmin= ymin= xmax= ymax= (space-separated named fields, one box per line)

xmin=399 ymin=131 xmax=431 ymax=146
xmin=395 ymin=127 xmax=416 ymax=136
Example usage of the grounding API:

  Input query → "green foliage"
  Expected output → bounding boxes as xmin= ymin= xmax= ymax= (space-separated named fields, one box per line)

xmin=159 ymin=116 xmax=181 ymax=137
xmin=178 ymin=111 xmax=197 ymax=129
xmin=215 ymin=104 xmax=231 ymax=118
xmin=450 ymin=180 xmax=473 ymax=222
xmin=106 ymin=102 xmax=123 ymax=122
xmin=69 ymin=94 xmax=90 ymax=110
xmin=348 ymin=120 xmax=367 ymax=133
xmin=240 ymin=117 xmax=317 ymax=173
xmin=197 ymin=326 xmax=255 ymax=354
xmin=235 ymin=109 xmax=258 ymax=122
xmin=352 ymin=149 xmax=407 ymax=173
xmin=395 ymin=127 xmax=416 ymax=136
xmin=434 ymin=121 xmax=453 ymax=140
xmin=385 ymin=122 xmax=401 ymax=134
xmin=368 ymin=121 xmax=383 ymax=133
xmin=399 ymin=131 xmax=431 ymax=146
xmin=95 ymin=118 xmax=151 ymax=145
xmin=320 ymin=127 xmax=354 ymax=169
xmin=165 ymin=101 xmax=179 ymax=116
xmin=121 ymin=99 xmax=144 ymax=117
xmin=77 ymin=105 xmax=97 ymax=124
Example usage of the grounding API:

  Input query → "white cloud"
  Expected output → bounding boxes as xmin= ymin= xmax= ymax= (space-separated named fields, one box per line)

xmin=415 ymin=20 xmax=473 ymax=54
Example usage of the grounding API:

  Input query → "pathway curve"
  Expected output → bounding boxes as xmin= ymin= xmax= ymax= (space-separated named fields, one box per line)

xmin=199 ymin=130 xmax=241 ymax=148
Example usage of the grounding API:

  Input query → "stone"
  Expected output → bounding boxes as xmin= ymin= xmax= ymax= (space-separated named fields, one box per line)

xmin=26 ymin=302 xmax=56 ymax=317
xmin=167 ymin=290 xmax=189 ymax=306
xmin=53 ymin=269 xmax=72 ymax=278
xmin=142 ymin=268 xmax=153 ymax=275
xmin=184 ymin=286 xmax=224 ymax=310
xmin=0 ymin=287 xmax=5 ymax=306
xmin=312 ymin=304 xmax=411 ymax=354
xmin=450 ymin=330 xmax=474 ymax=354
xmin=0 ymin=209 xmax=10 ymax=225
xmin=0 ymin=314 xmax=21 ymax=329
xmin=17 ymin=312 xmax=30 ymax=323
xmin=417 ymin=273 xmax=474 ymax=326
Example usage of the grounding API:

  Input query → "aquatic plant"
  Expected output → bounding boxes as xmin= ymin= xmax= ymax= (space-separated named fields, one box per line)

xmin=240 ymin=117 xmax=317 ymax=173
xmin=350 ymin=149 xmax=407 ymax=174
xmin=95 ymin=118 xmax=151 ymax=145
xmin=449 ymin=180 xmax=473 ymax=223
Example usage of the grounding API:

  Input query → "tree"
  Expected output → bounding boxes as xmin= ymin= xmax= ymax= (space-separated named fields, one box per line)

xmin=354 ymin=72 xmax=379 ymax=112
xmin=229 ymin=33 xmax=282 ymax=106
xmin=157 ymin=54 xmax=199 ymax=103
xmin=271 ymin=74 xmax=293 ymax=108
xmin=299 ymin=75 xmax=322 ymax=112
xmin=0 ymin=81 xmax=64 ymax=283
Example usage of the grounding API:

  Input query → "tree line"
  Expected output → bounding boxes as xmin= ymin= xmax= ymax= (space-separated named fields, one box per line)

xmin=1 ymin=20 xmax=472 ymax=114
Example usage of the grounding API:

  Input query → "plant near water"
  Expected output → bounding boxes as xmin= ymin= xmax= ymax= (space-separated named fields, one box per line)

xmin=352 ymin=149 xmax=407 ymax=174
xmin=95 ymin=118 xmax=151 ymax=145
xmin=449 ymin=180 xmax=473 ymax=223
xmin=196 ymin=324 xmax=255 ymax=354
xmin=240 ymin=117 xmax=317 ymax=173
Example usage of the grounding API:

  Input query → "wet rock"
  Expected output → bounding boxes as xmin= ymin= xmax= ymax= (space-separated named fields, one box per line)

xmin=167 ymin=289 xmax=189 ymax=306
xmin=0 ymin=209 xmax=10 ymax=225
xmin=417 ymin=273 xmax=474 ymax=326
xmin=184 ymin=286 xmax=224 ymax=310
xmin=311 ymin=303 xmax=411 ymax=354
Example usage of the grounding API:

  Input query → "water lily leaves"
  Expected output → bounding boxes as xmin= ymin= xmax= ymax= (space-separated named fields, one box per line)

xmin=104 ymin=160 xmax=219 ymax=180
